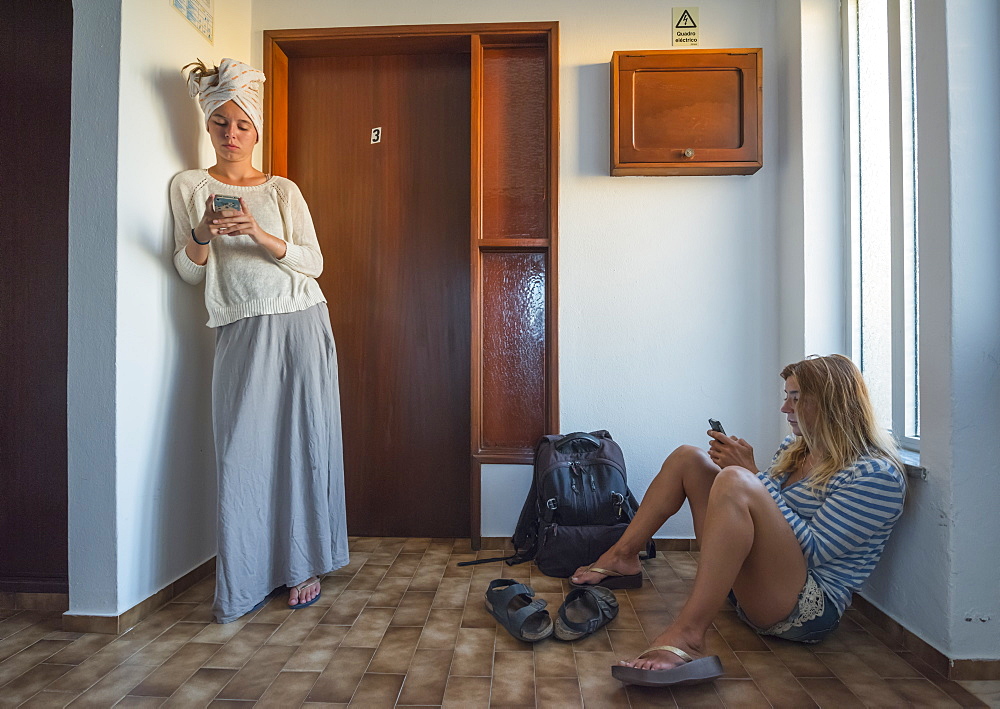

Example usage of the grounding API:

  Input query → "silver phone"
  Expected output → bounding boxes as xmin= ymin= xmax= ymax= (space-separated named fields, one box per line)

xmin=213 ymin=195 xmax=242 ymax=212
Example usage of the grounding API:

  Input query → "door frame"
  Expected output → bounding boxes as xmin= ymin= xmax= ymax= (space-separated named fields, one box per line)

xmin=263 ymin=22 xmax=559 ymax=547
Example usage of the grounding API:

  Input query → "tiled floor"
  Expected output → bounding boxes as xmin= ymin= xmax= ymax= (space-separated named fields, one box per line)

xmin=0 ymin=537 xmax=995 ymax=707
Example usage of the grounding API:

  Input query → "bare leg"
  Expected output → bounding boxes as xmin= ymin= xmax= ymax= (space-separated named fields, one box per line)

xmin=571 ymin=445 xmax=720 ymax=585
xmin=621 ymin=466 xmax=807 ymax=671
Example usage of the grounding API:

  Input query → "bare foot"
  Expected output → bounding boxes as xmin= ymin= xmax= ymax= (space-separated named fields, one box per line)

xmin=570 ymin=551 xmax=642 ymax=586
xmin=288 ymin=576 xmax=321 ymax=607
xmin=619 ymin=625 xmax=707 ymax=671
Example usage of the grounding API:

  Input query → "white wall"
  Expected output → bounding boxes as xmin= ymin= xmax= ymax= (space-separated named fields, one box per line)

xmin=861 ymin=0 xmax=1000 ymax=663
xmin=68 ymin=0 xmax=252 ymax=617
xmin=250 ymin=0 xmax=814 ymax=541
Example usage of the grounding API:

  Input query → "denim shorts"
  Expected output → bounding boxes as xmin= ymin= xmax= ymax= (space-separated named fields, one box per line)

xmin=729 ymin=572 xmax=841 ymax=644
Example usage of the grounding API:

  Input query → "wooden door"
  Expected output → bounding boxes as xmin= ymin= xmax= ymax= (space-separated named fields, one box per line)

xmin=287 ymin=53 xmax=472 ymax=537
xmin=266 ymin=24 xmax=559 ymax=543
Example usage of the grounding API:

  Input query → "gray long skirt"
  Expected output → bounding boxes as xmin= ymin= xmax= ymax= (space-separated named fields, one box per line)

xmin=212 ymin=302 xmax=349 ymax=623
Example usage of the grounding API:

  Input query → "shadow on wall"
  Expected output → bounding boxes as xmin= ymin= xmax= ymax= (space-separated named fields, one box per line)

xmin=120 ymin=64 xmax=219 ymax=592
xmin=578 ymin=63 xmax=611 ymax=178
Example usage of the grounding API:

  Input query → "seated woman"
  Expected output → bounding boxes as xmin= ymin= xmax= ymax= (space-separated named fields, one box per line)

xmin=571 ymin=354 xmax=906 ymax=686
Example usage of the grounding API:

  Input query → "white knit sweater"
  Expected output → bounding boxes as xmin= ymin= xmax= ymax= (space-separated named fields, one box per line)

xmin=170 ymin=169 xmax=326 ymax=327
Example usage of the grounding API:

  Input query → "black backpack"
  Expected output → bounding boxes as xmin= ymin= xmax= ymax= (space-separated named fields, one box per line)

xmin=508 ymin=430 xmax=654 ymax=577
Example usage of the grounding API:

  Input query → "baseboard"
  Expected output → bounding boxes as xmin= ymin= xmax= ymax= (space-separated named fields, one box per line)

xmin=0 ymin=592 xmax=69 ymax=611
xmin=62 ymin=557 xmax=215 ymax=635
xmin=852 ymin=594 xmax=1000 ymax=681
xmin=478 ymin=537 xmax=696 ymax=552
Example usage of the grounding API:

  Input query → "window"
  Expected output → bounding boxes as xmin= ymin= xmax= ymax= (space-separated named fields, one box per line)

xmin=846 ymin=0 xmax=920 ymax=450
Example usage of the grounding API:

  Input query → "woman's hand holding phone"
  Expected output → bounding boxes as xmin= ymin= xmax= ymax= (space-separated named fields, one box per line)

xmin=707 ymin=421 xmax=757 ymax=473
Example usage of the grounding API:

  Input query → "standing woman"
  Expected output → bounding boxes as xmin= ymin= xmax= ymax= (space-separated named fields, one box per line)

xmin=171 ymin=58 xmax=349 ymax=623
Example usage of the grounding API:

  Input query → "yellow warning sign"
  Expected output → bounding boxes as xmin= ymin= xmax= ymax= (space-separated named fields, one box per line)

xmin=672 ymin=7 xmax=700 ymax=46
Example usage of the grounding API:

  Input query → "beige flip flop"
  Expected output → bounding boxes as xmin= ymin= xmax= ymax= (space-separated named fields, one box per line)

xmin=570 ymin=566 xmax=642 ymax=589
xmin=611 ymin=645 xmax=723 ymax=686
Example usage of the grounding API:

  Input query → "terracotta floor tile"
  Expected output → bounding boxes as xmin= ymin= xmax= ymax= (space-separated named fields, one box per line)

xmin=607 ymin=629 xmax=650 ymax=660
xmin=367 ymin=626 xmax=423 ymax=674
xmin=111 ymin=694 xmax=165 ymax=707
xmin=284 ymin=625 xmax=351 ymax=672
xmin=214 ymin=644 xmax=296 ymax=701
xmin=623 ymin=682 xmax=679 ymax=708
xmin=735 ymin=650 xmax=817 ymax=707
xmin=190 ymin=615 xmax=252 ymax=645
xmin=442 ymin=674 xmax=491 ymax=707
xmin=416 ymin=609 xmax=463 ymax=650
xmin=490 ymin=650 xmax=536 ymax=706
xmin=711 ymin=611 xmax=769 ymax=652
xmin=760 ymin=635 xmax=834 ymax=677
xmin=256 ymin=670 xmax=321 ymax=707
xmin=704 ymin=627 xmax=749 ymax=679
xmin=1 ymin=538 xmax=993 ymax=709
xmin=267 ymin=606 xmax=329 ymax=646
xmin=319 ymin=591 xmax=372 ymax=626
xmin=45 ymin=633 xmax=116 ymax=666
xmin=710 ymin=678 xmax=771 ymax=707
xmin=568 ymin=627 xmax=612 ymax=654
xmin=17 ymin=689 xmax=78 ymax=708
xmin=65 ymin=663 xmax=155 ymax=707
xmin=390 ymin=592 xmax=436 ymax=627
xmin=340 ymin=607 xmax=395 ymax=648
xmin=0 ymin=639 xmax=74 ymax=685
xmin=47 ymin=640 xmax=146 ymax=693
xmin=161 ymin=667 xmax=237 ymax=707
xmin=0 ymin=662 xmax=74 ymax=705
xmin=817 ymin=650 xmax=911 ymax=706
xmin=202 ymin=622 xmax=280 ymax=669
xmin=347 ymin=564 xmax=390 ymax=592
xmin=573 ymin=650 xmax=630 ymax=708
xmin=884 ymin=677 xmax=965 ymax=707
xmin=306 ymin=646 xmax=375 ymax=703
xmin=450 ymin=627 xmax=497 ymax=677
xmin=668 ymin=680 xmax=726 ymax=707
xmin=851 ymin=641 xmax=925 ymax=678
xmin=127 ymin=641 xmax=221 ymax=697
xmin=366 ymin=577 xmax=411 ymax=609
xmin=407 ymin=565 xmax=446 ymax=593
xmin=432 ymin=577 xmax=474 ymax=610
xmin=396 ymin=648 xmax=453 ymax=705
xmin=385 ymin=553 xmax=424 ymax=578
xmin=532 ymin=636 xmax=576 ymax=678
xmin=122 ymin=622 xmax=208 ymax=667
xmin=343 ymin=672 xmax=405 ymax=708
xmin=535 ymin=675 xmax=583 ymax=708
xmin=797 ymin=676 xmax=866 ymax=707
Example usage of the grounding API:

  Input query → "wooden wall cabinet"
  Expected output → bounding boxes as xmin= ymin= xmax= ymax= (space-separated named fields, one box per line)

xmin=611 ymin=48 xmax=762 ymax=176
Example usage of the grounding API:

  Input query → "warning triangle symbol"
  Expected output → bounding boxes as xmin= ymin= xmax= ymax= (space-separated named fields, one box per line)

xmin=676 ymin=10 xmax=697 ymax=28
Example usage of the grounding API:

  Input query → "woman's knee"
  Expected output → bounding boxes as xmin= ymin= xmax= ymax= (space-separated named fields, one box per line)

xmin=708 ymin=466 xmax=762 ymax=505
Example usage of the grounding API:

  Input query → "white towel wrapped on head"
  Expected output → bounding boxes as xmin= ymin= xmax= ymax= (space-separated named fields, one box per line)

xmin=187 ymin=58 xmax=266 ymax=139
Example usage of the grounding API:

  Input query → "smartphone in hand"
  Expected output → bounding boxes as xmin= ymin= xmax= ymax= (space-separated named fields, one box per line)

xmin=708 ymin=418 xmax=726 ymax=435
xmin=213 ymin=195 xmax=242 ymax=212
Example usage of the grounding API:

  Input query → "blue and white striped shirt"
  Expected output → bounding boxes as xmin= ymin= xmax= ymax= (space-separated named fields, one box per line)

xmin=757 ymin=436 xmax=906 ymax=615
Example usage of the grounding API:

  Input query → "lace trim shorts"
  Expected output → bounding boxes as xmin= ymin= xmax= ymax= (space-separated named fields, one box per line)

xmin=729 ymin=572 xmax=841 ymax=644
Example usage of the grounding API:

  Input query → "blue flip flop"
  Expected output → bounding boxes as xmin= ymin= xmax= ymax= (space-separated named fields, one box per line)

xmin=247 ymin=585 xmax=284 ymax=615
xmin=289 ymin=577 xmax=322 ymax=609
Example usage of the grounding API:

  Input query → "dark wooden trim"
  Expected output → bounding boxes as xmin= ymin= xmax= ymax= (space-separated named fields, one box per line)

xmin=473 ymin=451 xmax=534 ymax=465
xmin=546 ymin=24 xmax=560 ymax=438
xmin=469 ymin=33 xmax=485 ymax=547
xmin=262 ymin=39 xmax=289 ymax=176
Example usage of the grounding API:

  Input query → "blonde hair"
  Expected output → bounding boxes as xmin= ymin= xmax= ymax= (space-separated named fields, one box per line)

xmin=771 ymin=354 xmax=903 ymax=493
